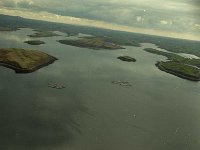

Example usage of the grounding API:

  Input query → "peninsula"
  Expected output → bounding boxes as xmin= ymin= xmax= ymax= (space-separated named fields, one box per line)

xmin=144 ymin=48 xmax=200 ymax=81
xmin=58 ymin=37 xmax=125 ymax=50
xmin=0 ymin=48 xmax=57 ymax=73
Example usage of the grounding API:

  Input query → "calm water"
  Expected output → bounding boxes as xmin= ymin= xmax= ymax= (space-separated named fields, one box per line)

xmin=0 ymin=28 xmax=200 ymax=150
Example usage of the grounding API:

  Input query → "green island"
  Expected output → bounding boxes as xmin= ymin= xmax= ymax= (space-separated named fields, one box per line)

xmin=58 ymin=37 xmax=125 ymax=50
xmin=24 ymin=40 xmax=45 ymax=45
xmin=144 ymin=48 xmax=200 ymax=81
xmin=117 ymin=56 xmax=136 ymax=62
xmin=28 ymin=30 xmax=60 ymax=37
xmin=0 ymin=48 xmax=57 ymax=73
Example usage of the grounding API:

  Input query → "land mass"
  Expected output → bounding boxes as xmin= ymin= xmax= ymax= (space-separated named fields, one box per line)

xmin=24 ymin=40 xmax=45 ymax=45
xmin=58 ymin=37 xmax=125 ymax=50
xmin=0 ymin=48 xmax=57 ymax=73
xmin=144 ymin=48 xmax=200 ymax=81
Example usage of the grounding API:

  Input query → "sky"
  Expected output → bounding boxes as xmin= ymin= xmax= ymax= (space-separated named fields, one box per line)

xmin=0 ymin=0 xmax=200 ymax=40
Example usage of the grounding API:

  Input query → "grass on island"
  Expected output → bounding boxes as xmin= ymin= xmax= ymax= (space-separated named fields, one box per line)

xmin=158 ymin=61 xmax=200 ymax=78
xmin=117 ymin=56 xmax=136 ymax=62
xmin=0 ymin=48 xmax=57 ymax=73
xmin=144 ymin=48 xmax=200 ymax=81
xmin=58 ymin=37 xmax=125 ymax=50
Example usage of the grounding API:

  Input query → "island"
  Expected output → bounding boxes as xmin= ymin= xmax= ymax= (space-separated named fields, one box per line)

xmin=24 ymin=40 xmax=45 ymax=45
xmin=0 ymin=48 xmax=57 ymax=73
xmin=28 ymin=30 xmax=60 ymax=37
xmin=117 ymin=56 xmax=136 ymax=62
xmin=58 ymin=37 xmax=125 ymax=50
xmin=144 ymin=48 xmax=200 ymax=81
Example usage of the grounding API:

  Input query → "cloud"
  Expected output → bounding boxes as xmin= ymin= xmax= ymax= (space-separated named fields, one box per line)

xmin=160 ymin=20 xmax=168 ymax=25
xmin=195 ymin=24 xmax=200 ymax=29
xmin=136 ymin=16 xmax=144 ymax=23
xmin=0 ymin=7 xmax=199 ymax=41
xmin=0 ymin=0 xmax=199 ymax=40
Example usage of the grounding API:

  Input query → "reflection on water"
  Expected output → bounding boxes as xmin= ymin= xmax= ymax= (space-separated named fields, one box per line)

xmin=0 ymin=75 xmax=90 ymax=149
xmin=0 ymin=29 xmax=200 ymax=150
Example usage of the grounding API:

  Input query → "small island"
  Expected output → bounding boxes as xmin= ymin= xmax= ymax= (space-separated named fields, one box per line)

xmin=0 ymin=48 xmax=57 ymax=73
xmin=58 ymin=37 xmax=125 ymax=50
xmin=24 ymin=40 xmax=45 ymax=45
xmin=117 ymin=56 xmax=136 ymax=62
xmin=28 ymin=30 xmax=60 ymax=37
xmin=144 ymin=48 xmax=200 ymax=81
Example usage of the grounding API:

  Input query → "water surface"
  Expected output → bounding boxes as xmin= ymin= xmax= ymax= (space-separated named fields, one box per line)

xmin=0 ymin=28 xmax=200 ymax=150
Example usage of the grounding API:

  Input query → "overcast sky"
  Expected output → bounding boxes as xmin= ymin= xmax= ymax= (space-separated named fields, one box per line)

xmin=0 ymin=0 xmax=199 ymax=40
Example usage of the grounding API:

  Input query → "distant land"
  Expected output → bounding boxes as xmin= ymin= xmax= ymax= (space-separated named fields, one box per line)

xmin=24 ymin=40 xmax=45 ymax=45
xmin=0 ymin=14 xmax=200 ymax=56
xmin=144 ymin=48 xmax=200 ymax=81
xmin=0 ymin=48 xmax=57 ymax=73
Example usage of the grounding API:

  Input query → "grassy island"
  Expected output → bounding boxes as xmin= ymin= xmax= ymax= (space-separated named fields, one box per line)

xmin=28 ymin=31 xmax=60 ymax=37
xmin=0 ymin=48 xmax=57 ymax=73
xmin=144 ymin=48 xmax=200 ymax=81
xmin=58 ymin=37 xmax=125 ymax=50
xmin=24 ymin=40 xmax=45 ymax=45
